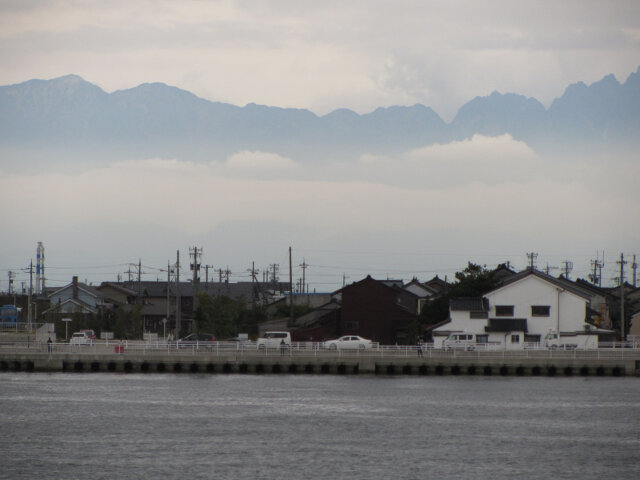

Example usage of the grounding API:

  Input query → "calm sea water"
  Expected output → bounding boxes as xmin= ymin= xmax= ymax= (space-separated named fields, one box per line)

xmin=0 ymin=373 xmax=638 ymax=480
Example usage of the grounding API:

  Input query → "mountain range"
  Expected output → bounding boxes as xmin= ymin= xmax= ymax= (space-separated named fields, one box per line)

xmin=1 ymin=67 xmax=639 ymax=169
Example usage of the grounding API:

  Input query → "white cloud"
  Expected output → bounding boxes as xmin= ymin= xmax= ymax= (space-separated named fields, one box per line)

xmin=1 ymin=137 xmax=638 ymax=290
xmin=225 ymin=150 xmax=298 ymax=170
xmin=407 ymin=134 xmax=537 ymax=164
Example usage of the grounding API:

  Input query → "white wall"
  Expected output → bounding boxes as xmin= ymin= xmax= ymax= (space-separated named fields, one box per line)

xmin=434 ymin=274 xmax=590 ymax=344
xmin=486 ymin=275 xmax=587 ymax=335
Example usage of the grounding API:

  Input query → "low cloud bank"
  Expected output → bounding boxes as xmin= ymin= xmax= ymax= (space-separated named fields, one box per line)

xmin=1 ymin=135 xmax=637 ymax=287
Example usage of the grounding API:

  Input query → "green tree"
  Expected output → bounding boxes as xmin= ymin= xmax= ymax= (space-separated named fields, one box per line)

xmin=419 ymin=262 xmax=501 ymax=327
xmin=195 ymin=292 xmax=240 ymax=339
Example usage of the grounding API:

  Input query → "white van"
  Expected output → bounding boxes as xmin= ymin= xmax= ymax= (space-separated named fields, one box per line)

xmin=256 ymin=331 xmax=292 ymax=350
xmin=443 ymin=333 xmax=477 ymax=351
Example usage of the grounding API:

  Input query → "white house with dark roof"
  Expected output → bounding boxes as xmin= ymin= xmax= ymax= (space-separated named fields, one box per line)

xmin=432 ymin=269 xmax=601 ymax=349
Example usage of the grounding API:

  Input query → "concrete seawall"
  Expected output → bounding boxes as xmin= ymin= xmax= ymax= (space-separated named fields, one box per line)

xmin=2 ymin=350 xmax=639 ymax=377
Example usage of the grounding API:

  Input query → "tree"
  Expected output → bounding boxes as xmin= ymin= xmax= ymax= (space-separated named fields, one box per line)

xmin=419 ymin=262 xmax=501 ymax=327
xmin=195 ymin=292 xmax=240 ymax=339
xmin=452 ymin=262 xmax=500 ymax=297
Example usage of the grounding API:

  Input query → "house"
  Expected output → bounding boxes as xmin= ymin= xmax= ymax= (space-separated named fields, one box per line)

xmin=114 ymin=279 xmax=289 ymax=334
xmin=403 ymin=278 xmax=439 ymax=314
xmin=339 ymin=275 xmax=418 ymax=344
xmin=568 ymin=278 xmax=614 ymax=328
xmin=424 ymin=275 xmax=451 ymax=295
xmin=96 ymin=282 xmax=139 ymax=308
xmin=46 ymin=276 xmax=105 ymax=314
xmin=432 ymin=269 xmax=601 ymax=349
xmin=289 ymin=300 xmax=342 ymax=342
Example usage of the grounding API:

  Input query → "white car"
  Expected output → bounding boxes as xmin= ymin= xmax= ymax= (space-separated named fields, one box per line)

xmin=323 ymin=335 xmax=373 ymax=350
xmin=256 ymin=331 xmax=291 ymax=350
xmin=70 ymin=331 xmax=93 ymax=345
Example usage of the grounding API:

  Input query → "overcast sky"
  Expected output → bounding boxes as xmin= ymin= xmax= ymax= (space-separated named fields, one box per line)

xmin=1 ymin=0 xmax=639 ymax=291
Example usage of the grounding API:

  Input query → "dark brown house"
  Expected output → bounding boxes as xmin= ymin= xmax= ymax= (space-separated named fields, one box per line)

xmin=339 ymin=276 xmax=418 ymax=345
xmin=290 ymin=300 xmax=341 ymax=342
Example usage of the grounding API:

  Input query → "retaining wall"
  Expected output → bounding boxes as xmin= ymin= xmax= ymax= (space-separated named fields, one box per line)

xmin=1 ymin=352 xmax=638 ymax=377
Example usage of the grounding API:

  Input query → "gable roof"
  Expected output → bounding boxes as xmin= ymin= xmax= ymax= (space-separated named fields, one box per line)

xmin=450 ymin=297 xmax=489 ymax=311
xmin=43 ymin=297 xmax=99 ymax=315
xmin=488 ymin=268 xmax=592 ymax=300
xmin=424 ymin=275 xmax=450 ymax=293
xmin=48 ymin=280 xmax=103 ymax=300
xmin=404 ymin=279 xmax=437 ymax=297
xmin=292 ymin=301 xmax=341 ymax=329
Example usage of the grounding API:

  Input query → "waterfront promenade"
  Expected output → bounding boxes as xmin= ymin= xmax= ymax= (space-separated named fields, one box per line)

xmin=1 ymin=341 xmax=639 ymax=376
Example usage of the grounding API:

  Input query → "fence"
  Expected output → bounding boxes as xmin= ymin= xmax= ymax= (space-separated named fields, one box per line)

xmin=1 ymin=340 xmax=639 ymax=361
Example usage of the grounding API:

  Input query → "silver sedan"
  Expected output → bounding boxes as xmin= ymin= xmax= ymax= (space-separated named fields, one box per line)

xmin=323 ymin=335 xmax=373 ymax=350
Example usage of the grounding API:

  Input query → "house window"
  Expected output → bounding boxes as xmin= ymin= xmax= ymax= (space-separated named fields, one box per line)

xmin=511 ymin=334 xmax=520 ymax=343
xmin=531 ymin=305 xmax=550 ymax=317
xmin=525 ymin=334 xmax=541 ymax=343
xmin=476 ymin=334 xmax=488 ymax=344
xmin=495 ymin=305 xmax=514 ymax=316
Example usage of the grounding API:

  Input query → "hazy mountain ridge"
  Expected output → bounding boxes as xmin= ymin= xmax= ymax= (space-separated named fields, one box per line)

xmin=1 ymin=68 xmax=638 ymax=168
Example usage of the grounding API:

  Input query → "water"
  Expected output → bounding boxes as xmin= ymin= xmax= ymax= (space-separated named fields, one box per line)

xmin=0 ymin=373 xmax=638 ymax=480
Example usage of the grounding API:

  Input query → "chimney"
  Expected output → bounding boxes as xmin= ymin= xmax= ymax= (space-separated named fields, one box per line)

xmin=72 ymin=276 xmax=78 ymax=299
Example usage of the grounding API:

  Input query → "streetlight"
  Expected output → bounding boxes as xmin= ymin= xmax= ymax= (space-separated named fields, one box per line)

xmin=162 ymin=317 xmax=167 ymax=342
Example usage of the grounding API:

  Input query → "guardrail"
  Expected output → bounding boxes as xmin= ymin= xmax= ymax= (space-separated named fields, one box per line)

xmin=1 ymin=340 xmax=639 ymax=359
xmin=0 ymin=322 xmax=45 ymax=333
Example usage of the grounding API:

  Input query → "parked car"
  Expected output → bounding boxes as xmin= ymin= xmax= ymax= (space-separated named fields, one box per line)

xmin=70 ymin=331 xmax=93 ymax=345
xmin=443 ymin=333 xmax=476 ymax=351
xmin=323 ymin=335 xmax=373 ymax=350
xmin=227 ymin=337 xmax=253 ymax=346
xmin=177 ymin=333 xmax=216 ymax=348
xmin=80 ymin=329 xmax=96 ymax=341
xmin=256 ymin=331 xmax=291 ymax=350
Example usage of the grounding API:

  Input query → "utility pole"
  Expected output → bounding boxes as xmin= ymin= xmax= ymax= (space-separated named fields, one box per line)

xmin=269 ymin=264 xmax=279 ymax=291
xmin=137 ymin=259 xmax=142 ymax=306
xmin=175 ymin=250 xmax=181 ymax=339
xmin=618 ymin=253 xmax=627 ymax=341
xmin=527 ymin=252 xmax=538 ymax=270
xmin=204 ymin=264 xmax=214 ymax=288
xmin=632 ymin=255 xmax=638 ymax=288
xmin=590 ymin=252 xmax=604 ymax=287
xmin=28 ymin=260 xmax=33 ymax=331
xmin=289 ymin=247 xmax=294 ymax=326
xmin=299 ymin=259 xmax=308 ymax=295
xmin=7 ymin=271 xmax=15 ymax=295
xmin=189 ymin=246 xmax=202 ymax=313
xmin=167 ymin=260 xmax=172 ymax=336
xmin=561 ymin=260 xmax=573 ymax=279
xmin=248 ymin=262 xmax=260 ymax=308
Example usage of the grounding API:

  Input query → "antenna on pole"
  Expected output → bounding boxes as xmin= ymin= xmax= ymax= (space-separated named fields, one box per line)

xmin=526 ymin=252 xmax=538 ymax=270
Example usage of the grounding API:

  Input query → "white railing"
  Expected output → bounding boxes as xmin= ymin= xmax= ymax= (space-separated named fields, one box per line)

xmin=1 ymin=340 xmax=639 ymax=360
xmin=0 ymin=322 xmax=45 ymax=333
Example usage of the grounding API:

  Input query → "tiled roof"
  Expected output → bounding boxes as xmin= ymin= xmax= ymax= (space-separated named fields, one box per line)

xmin=450 ymin=297 xmax=489 ymax=311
